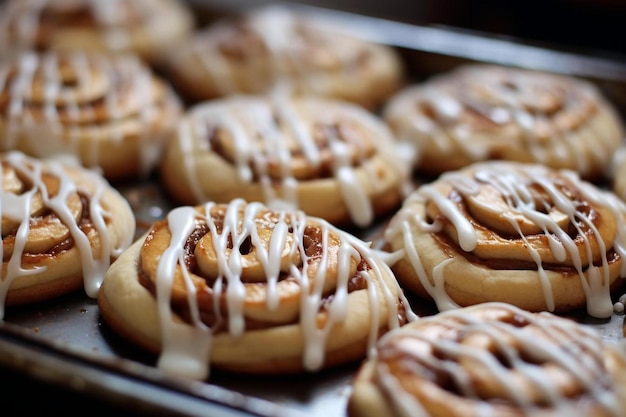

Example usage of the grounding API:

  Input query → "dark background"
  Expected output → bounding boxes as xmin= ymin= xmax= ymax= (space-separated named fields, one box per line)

xmin=195 ymin=0 xmax=626 ymax=59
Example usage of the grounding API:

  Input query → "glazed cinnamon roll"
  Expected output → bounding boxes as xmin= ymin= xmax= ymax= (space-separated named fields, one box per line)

xmin=0 ymin=0 xmax=194 ymax=65
xmin=97 ymin=198 xmax=413 ymax=379
xmin=0 ymin=51 xmax=182 ymax=181
xmin=383 ymin=64 xmax=625 ymax=179
xmin=164 ymin=5 xmax=405 ymax=109
xmin=348 ymin=302 xmax=626 ymax=417
xmin=383 ymin=161 xmax=626 ymax=319
xmin=159 ymin=92 xmax=411 ymax=228
xmin=0 ymin=151 xmax=135 ymax=319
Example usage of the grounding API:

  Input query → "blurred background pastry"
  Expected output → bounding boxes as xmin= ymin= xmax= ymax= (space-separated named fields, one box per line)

xmin=0 ymin=0 xmax=195 ymax=66
xmin=0 ymin=51 xmax=182 ymax=181
xmin=160 ymin=90 xmax=411 ymax=228
xmin=383 ymin=64 xmax=625 ymax=180
xmin=163 ymin=5 xmax=405 ymax=110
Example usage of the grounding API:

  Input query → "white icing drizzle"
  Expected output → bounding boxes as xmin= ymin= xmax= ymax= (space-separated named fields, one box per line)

xmin=180 ymin=93 xmax=405 ymax=227
xmin=372 ymin=303 xmax=624 ymax=416
xmin=187 ymin=5 xmax=360 ymax=97
xmin=390 ymin=65 xmax=614 ymax=176
xmin=151 ymin=198 xmax=413 ymax=379
xmin=0 ymin=0 xmax=168 ymax=53
xmin=0 ymin=151 xmax=133 ymax=319
xmin=0 ymin=51 xmax=176 ymax=179
xmin=385 ymin=162 xmax=626 ymax=318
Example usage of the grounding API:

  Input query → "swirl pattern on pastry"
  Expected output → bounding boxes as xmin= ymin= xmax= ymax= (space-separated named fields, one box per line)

xmin=97 ymin=198 xmax=413 ymax=379
xmin=164 ymin=5 xmax=405 ymax=109
xmin=383 ymin=64 xmax=625 ymax=179
xmin=160 ymin=92 xmax=411 ymax=228
xmin=348 ymin=302 xmax=626 ymax=417
xmin=0 ymin=51 xmax=182 ymax=181
xmin=0 ymin=151 xmax=135 ymax=319
xmin=0 ymin=0 xmax=194 ymax=64
xmin=383 ymin=161 xmax=626 ymax=318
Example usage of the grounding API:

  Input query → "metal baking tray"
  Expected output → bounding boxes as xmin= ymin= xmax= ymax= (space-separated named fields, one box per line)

xmin=2 ymin=2 xmax=626 ymax=416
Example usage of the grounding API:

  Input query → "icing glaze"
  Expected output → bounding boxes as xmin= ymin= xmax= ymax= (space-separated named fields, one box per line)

xmin=385 ymin=161 xmax=626 ymax=318
xmin=177 ymin=92 xmax=409 ymax=227
xmin=0 ymin=0 xmax=190 ymax=57
xmin=0 ymin=151 xmax=134 ymax=319
xmin=147 ymin=198 xmax=416 ymax=379
xmin=0 ymin=51 xmax=180 ymax=179
xmin=183 ymin=5 xmax=392 ymax=101
xmin=365 ymin=302 xmax=625 ymax=416
xmin=384 ymin=64 xmax=624 ymax=178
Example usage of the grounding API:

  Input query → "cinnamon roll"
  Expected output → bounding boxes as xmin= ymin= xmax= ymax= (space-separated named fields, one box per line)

xmin=0 ymin=151 xmax=135 ymax=319
xmin=348 ymin=302 xmax=626 ymax=417
xmin=163 ymin=5 xmax=405 ymax=110
xmin=383 ymin=161 xmax=626 ymax=319
xmin=0 ymin=0 xmax=194 ymax=65
xmin=0 ymin=51 xmax=182 ymax=181
xmin=383 ymin=64 xmax=625 ymax=179
xmin=97 ymin=198 xmax=413 ymax=379
xmin=159 ymin=92 xmax=411 ymax=228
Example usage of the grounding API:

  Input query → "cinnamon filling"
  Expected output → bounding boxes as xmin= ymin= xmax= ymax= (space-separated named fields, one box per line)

xmin=6 ymin=192 xmax=100 ymax=263
xmin=207 ymin=116 xmax=375 ymax=182
xmin=432 ymin=231 xmax=620 ymax=273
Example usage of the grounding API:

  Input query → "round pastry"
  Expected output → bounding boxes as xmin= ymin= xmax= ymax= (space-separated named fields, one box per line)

xmin=97 ymin=198 xmax=413 ymax=379
xmin=0 ymin=0 xmax=194 ymax=65
xmin=159 ymin=92 xmax=411 ymax=228
xmin=383 ymin=64 xmax=625 ymax=179
xmin=163 ymin=5 xmax=405 ymax=110
xmin=383 ymin=160 xmax=626 ymax=319
xmin=0 ymin=151 xmax=135 ymax=319
xmin=0 ymin=51 xmax=182 ymax=181
xmin=348 ymin=302 xmax=626 ymax=417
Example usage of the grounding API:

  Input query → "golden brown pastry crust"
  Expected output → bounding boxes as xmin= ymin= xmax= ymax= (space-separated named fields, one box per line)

xmin=98 ymin=199 xmax=411 ymax=379
xmin=611 ymin=146 xmax=626 ymax=202
xmin=159 ymin=93 xmax=410 ymax=228
xmin=348 ymin=302 xmax=626 ymax=417
xmin=383 ymin=160 xmax=626 ymax=319
xmin=164 ymin=5 xmax=405 ymax=110
xmin=0 ymin=51 xmax=182 ymax=181
xmin=1 ymin=151 xmax=135 ymax=316
xmin=0 ymin=0 xmax=194 ymax=65
xmin=383 ymin=64 xmax=625 ymax=179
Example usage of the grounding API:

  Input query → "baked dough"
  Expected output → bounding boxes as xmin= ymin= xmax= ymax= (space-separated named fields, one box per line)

xmin=0 ymin=0 xmax=194 ymax=65
xmin=159 ymin=92 xmax=411 ymax=228
xmin=383 ymin=64 xmax=625 ymax=179
xmin=348 ymin=302 xmax=626 ymax=417
xmin=383 ymin=160 xmax=626 ymax=319
xmin=98 ymin=198 xmax=412 ymax=379
xmin=610 ymin=146 xmax=626 ymax=202
xmin=0 ymin=51 xmax=182 ymax=181
xmin=164 ymin=5 xmax=405 ymax=110
xmin=0 ymin=151 xmax=135 ymax=318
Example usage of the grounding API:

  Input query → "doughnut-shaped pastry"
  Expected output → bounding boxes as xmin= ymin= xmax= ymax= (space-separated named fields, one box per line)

xmin=159 ymin=93 xmax=411 ymax=228
xmin=97 ymin=198 xmax=413 ymax=379
xmin=383 ymin=160 xmax=626 ymax=319
xmin=0 ymin=51 xmax=182 ymax=181
xmin=0 ymin=0 xmax=194 ymax=65
xmin=348 ymin=302 xmax=626 ymax=417
xmin=164 ymin=5 xmax=405 ymax=109
xmin=0 ymin=151 xmax=135 ymax=319
xmin=383 ymin=64 xmax=625 ymax=179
